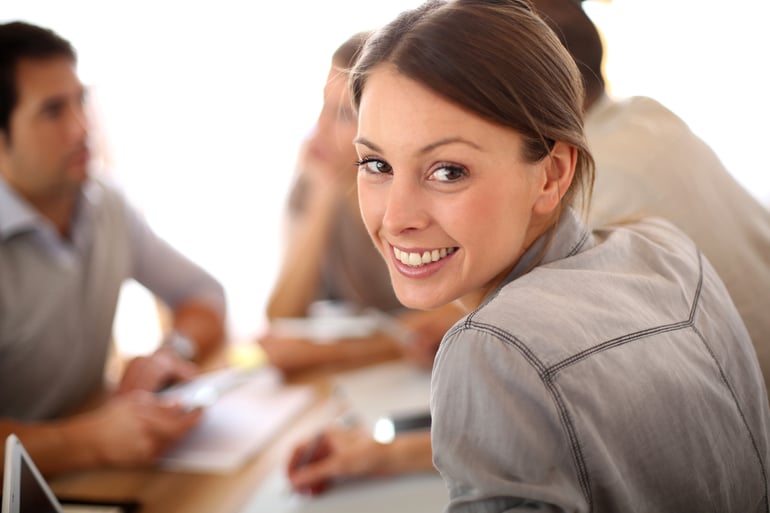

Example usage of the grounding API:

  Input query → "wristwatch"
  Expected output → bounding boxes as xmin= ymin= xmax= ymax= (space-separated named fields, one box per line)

xmin=163 ymin=331 xmax=197 ymax=360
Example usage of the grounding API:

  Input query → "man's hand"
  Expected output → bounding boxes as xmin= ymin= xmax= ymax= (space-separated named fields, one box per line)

xmin=76 ymin=391 xmax=202 ymax=467
xmin=118 ymin=348 xmax=198 ymax=393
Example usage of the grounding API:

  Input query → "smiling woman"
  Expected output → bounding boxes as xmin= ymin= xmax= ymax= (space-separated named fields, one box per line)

xmin=1 ymin=0 xmax=766 ymax=346
xmin=349 ymin=1 xmax=770 ymax=511
xmin=354 ymin=65 xmax=584 ymax=311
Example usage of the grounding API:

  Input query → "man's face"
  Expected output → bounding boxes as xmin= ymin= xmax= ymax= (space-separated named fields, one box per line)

xmin=0 ymin=56 xmax=90 ymax=202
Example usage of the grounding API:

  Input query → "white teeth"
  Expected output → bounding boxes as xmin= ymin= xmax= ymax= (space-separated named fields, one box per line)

xmin=393 ymin=246 xmax=456 ymax=268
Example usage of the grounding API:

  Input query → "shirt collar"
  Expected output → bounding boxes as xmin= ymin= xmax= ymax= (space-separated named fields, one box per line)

xmin=0 ymin=176 xmax=101 ymax=243
xmin=0 ymin=176 xmax=42 ymax=241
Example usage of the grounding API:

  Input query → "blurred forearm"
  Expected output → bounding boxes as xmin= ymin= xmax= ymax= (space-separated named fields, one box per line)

xmin=171 ymin=300 xmax=226 ymax=362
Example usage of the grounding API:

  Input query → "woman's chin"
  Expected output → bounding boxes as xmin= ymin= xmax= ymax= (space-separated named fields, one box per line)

xmin=394 ymin=289 xmax=451 ymax=312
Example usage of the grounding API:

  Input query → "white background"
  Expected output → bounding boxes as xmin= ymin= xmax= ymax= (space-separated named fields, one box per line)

xmin=3 ymin=1 xmax=769 ymax=353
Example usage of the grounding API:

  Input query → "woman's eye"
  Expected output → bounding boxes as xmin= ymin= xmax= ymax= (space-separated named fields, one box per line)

xmin=357 ymin=158 xmax=392 ymax=175
xmin=431 ymin=164 xmax=467 ymax=182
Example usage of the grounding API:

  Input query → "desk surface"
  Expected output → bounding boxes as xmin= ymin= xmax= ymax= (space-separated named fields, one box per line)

xmin=48 ymin=354 xmax=444 ymax=513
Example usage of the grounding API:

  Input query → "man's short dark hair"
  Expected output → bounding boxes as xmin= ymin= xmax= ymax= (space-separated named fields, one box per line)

xmin=0 ymin=21 xmax=77 ymax=136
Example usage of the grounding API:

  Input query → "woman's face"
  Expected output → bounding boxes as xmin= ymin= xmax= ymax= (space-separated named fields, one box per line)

xmin=302 ymin=61 xmax=358 ymax=185
xmin=355 ymin=65 xmax=560 ymax=311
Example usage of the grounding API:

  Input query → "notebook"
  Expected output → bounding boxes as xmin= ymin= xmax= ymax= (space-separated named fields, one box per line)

xmin=158 ymin=366 xmax=315 ymax=473
xmin=1 ymin=434 xmax=136 ymax=513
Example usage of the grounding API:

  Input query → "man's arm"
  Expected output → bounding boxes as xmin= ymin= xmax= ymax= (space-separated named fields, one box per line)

xmin=165 ymin=299 xmax=226 ymax=362
xmin=123 ymin=197 xmax=227 ymax=356
xmin=115 ymin=197 xmax=227 ymax=392
xmin=0 ymin=392 xmax=201 ymax=477
xmin=0 ymin=418 xmax=100 ymax=476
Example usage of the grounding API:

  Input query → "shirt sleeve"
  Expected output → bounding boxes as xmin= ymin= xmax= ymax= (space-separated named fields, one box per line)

xmin=122 ymin=197 xmax=226 ymax=317
xmin=430 ymin=326 xmax=585 ymax=513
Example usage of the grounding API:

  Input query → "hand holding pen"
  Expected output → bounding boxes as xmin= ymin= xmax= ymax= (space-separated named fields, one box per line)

xmin=287 ymin=431 xmax=333 ymax=496
xmin=287 ymin=413 xmax=395 ymax=497
xmin=287 ymin=426 xmax=380 ymax=496
xmin=287 ymin=422 xmax=436 ymax=496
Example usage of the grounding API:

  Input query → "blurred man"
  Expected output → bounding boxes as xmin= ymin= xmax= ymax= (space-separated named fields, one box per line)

xmin=0 ymin=21 xmax=226 ymax=475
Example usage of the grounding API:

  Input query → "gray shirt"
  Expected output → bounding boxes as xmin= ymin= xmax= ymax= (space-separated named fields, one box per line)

xmin=0 ymin=177 xmax=225 ymax=420
xmin=431 ymin=209 xmax=769 ymax=512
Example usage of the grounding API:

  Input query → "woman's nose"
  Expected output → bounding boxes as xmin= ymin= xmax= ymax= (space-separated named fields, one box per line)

xmin=381 ymin=172 xmax=430 ymax=235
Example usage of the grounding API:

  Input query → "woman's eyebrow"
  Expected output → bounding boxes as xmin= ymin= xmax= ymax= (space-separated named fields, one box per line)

xmin=353 ymin=136 xmax=482 ymax=154
xmin=353 ymin=136 xmax=381 ymax=152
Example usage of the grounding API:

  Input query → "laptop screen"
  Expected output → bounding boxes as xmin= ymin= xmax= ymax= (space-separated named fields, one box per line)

xmin=2 ymin=434 xmax=62 ymax=513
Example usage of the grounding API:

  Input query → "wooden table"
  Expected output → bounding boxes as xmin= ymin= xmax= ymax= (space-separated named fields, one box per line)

xmin=49 ymin=356 xmax=396 ymax=513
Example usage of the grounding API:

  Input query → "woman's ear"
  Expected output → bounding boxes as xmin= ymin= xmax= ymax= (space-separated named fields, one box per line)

xmin=532 ymin=141 xmax=577 ymax=215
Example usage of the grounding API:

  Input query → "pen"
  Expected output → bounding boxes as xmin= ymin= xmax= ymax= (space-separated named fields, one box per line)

xmin=293 ymin=432 xmax=325 ymax=471
xmin=289 ymin=432 xmax=328 ymax=496
xmin=289 ymin=403 xmax=357 ymax=496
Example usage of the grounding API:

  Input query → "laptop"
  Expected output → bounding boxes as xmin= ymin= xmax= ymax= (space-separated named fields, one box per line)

xmin=2 ymin=434 xmax=136 ymax=513
xmin=2 ymin=434 xmax=62 ymax=513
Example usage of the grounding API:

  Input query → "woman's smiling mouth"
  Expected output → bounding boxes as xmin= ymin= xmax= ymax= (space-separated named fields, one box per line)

xmin=393 ymin=246 xmax=458 ymax=267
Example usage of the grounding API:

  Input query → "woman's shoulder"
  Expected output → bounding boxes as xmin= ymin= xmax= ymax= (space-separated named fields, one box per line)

xmin=451 ymin=219 xmax=706 ymax=363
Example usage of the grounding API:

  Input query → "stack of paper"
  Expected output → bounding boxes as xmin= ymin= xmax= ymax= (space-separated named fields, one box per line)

xmin=160 ymin=367 xmax=314 ymax=473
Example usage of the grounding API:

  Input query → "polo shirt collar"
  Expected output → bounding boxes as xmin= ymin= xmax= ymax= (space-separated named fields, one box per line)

xmin=0 ymin=176 xmax=100 ymax=243
xmin=0 ymin=176 xmax=41 ymax=241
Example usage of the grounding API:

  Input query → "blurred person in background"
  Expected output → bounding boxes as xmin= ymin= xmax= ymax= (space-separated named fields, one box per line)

xmin=0 ymin=21 xmax=226 ymax=475
xmin=258 ymin=30 xmax=463 ymax=374
xmin=550 ymin=0 xmax=770 ymax=387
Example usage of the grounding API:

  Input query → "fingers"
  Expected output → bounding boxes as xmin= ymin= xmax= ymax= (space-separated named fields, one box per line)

xmin=289 ymin=458 xmax=339 ymax=495
xmin=118 ymin=351 xmax=198 ymax=394
xmin=286 ymin=426 xmax=382 ymax=495
xmin=136 ymin=397 xmax=202 ymax=442
xmin=288 ymin=434 xmax=329 ymax=472
xmin=287 ymin=432 xmax=335 ymax=495
xmin=87 ymin=392 xmax=200 ymax=468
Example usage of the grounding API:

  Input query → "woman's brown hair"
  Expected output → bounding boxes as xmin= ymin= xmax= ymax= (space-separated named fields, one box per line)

xmin=350 ymin=0 xmax=594 ymax=214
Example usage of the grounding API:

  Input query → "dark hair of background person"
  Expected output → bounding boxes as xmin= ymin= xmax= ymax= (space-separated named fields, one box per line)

xmin=531 ymin=0 xmax=605 ymax=109
xmin=332 ymin=30 xmax=370 ymax=70
xmin=350 ymin=0 xmax=594 ymax=213
xmin=0 ymin=21 xmax=76 ymax=137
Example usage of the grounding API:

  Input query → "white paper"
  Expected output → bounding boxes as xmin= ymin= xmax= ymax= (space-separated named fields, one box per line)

xmin=239 ymin=468 xmax=447 ymax=513
xmin=331 ymin=361 xmax=432 ymax=430
xmin=159 ymin=367 xmax=314 ymax=473
xmin=236 ymin=361 xmax=442 ymax=512
xmin=270 ymin=315 xmax=380 ymax=343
